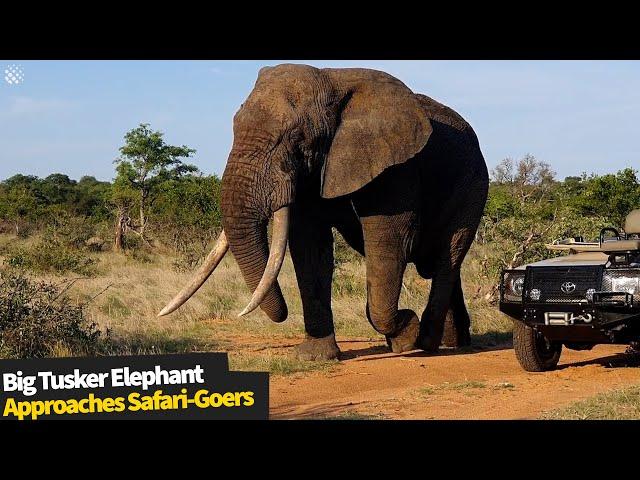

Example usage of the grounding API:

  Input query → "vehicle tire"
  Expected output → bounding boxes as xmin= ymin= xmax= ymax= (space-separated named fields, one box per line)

xmin=513 ymin=321 xmax=562 ymax=372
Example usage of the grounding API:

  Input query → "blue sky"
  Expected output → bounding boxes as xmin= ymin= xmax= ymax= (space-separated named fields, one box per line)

xmin=1 ymin=60 xmax=639 ymax=182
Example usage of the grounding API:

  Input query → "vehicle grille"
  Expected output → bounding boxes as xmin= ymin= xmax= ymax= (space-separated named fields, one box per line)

xmin=524 ymin=265 xmax=604 ymax=304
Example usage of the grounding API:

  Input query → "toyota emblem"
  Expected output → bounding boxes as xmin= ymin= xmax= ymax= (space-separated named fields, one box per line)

xmin=561 ymin=281 xmax=576 ymax=294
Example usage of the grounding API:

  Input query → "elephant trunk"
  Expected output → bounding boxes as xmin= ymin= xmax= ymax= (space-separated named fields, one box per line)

xmin=221 ymin=165 xmax=289 ymax=323
xmin=223 ymin=211 xmax=289 ymax=322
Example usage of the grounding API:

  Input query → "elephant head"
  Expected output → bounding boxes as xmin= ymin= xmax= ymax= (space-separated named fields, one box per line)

xmin=158 ymin=64 xmax=433 ymax=321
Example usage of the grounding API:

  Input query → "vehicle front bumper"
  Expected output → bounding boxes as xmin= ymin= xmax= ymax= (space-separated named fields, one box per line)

xmin=499 ymin=298 xmax=640 ymax=343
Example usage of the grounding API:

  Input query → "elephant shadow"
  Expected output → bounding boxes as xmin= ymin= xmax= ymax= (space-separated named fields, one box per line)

xmin=339 ymin=332 xmax=513 ymax=361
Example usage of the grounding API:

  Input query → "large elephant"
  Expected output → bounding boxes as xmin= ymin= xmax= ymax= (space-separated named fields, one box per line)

xmin=159 ymin=64 xmax=489 ymax=361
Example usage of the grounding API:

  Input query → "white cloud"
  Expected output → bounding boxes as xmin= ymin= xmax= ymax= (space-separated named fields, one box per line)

xmin=6 ymin=96 xmax=73 ymax=116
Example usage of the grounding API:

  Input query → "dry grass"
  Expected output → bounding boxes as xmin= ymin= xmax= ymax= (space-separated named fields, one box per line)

xmin=228 ymin=351 xmax=338 ymax=376
xmin=541 ymin=385 xmax=640 ymax=420
xmin=0 ymin=233 xmax=514 ymax=373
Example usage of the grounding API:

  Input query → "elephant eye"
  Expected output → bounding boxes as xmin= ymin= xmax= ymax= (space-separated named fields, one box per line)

xmin=287 ymin=128 xmax=304 ymax=145
xmin=278 ymin=156 xmax=296 ymax=174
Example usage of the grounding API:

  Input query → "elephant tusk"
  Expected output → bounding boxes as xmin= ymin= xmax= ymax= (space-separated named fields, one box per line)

xmin=157 ymin=230 xmax=229 ymax=317
xmin=238 ymin=206 xmax=289 ymax=317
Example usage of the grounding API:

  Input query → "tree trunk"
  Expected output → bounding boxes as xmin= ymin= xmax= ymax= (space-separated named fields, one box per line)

xmin=139 ymin=190 xmax=147 ymax=238
xmin=114 ymin=212 xmax=126 ymax=252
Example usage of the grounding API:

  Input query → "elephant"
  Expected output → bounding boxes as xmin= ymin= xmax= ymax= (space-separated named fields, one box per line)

xmin=159 ymin=64 xmax=489 ymax=361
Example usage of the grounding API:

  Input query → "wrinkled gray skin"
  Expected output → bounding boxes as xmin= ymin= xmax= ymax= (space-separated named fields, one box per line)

xmin=191 ymin=64 xmax=487 ymax=360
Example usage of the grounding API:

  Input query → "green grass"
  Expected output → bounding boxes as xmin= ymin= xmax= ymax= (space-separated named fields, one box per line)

xmin=228 ymin=352 xmax=338 ymax=376
xmin=418 ymin=386 xmax=437 ymax=395
xmin=98 ymin=321 xmax=223 ymax=356
xmin=494 ymin=381 xmax=515 ymax=390
xmin=542 ymin=385 xmax=640 ymax=420
xmin=99 ymin=294 xmax=132 ymax=318
xmin=417 ymin=380 xmax=514 ymax=398
xmin=417 ymin=380 xmax=487 ymax=397
xmin=444 ymin=380 xmax=487 ymax=390
xmin=332 ymin=271 xmax=367 ymax=297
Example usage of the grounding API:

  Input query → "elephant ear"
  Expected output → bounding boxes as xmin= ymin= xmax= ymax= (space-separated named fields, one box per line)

xmin=320 ymin=79 xmax=433 ymax=199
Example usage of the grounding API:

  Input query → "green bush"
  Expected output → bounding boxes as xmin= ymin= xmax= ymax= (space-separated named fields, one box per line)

xmin=129 ymin=248 xmax=154 ymax=264
xmin=122 ymin=232 xmax=143 ymax=251
xmin=5 ymin=240 xmax=96 ymax=276
xmin=0 ymin=270 xmax=102 ymax=358
xmin=171 ymin=238 xmax=210 ymax=273
xmin=43 ymin=211 xmax=95 ymax=249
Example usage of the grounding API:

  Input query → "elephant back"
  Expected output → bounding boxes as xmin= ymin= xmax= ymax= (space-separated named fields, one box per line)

xmin=414 ymin=94 xmax=470 ymax=132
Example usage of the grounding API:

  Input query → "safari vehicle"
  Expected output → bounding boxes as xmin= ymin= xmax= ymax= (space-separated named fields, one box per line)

xmin=500 ymin=209 xmax=640 ymax=372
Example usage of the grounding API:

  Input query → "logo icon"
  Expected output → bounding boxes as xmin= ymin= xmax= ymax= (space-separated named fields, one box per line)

xmin=4 ymin=64 xmax=24 ymax=85
xmin=561 ymin=281 xmax=576 ymax=294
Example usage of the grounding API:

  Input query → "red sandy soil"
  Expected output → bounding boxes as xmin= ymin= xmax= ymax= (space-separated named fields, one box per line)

xmin=268 ymin=341 xmax=640 ymax=419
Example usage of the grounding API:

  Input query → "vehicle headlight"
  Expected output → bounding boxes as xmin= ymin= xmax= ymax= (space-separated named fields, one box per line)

xmin=503 ymin=271 xmax=525 ymax=302
xmin=512 ymin=276 xmax=524 ymax=295
xmin=602 ymin=271 xmax=640 ymax=296
xmin=612 ymin=276 xmax=639 ymax=294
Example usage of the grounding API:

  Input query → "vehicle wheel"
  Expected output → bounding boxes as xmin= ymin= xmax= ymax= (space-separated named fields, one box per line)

xmin=513 ymin=321 xmax=562 ymax=372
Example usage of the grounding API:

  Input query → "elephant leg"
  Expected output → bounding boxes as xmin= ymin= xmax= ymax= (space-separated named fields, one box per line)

xmin=417 ymin=262 xmax=459 ymax=352
xmin=418 ymin=223 xmax=476 ymax=351
xmin=441 ymin=273 xmax=471 ymax=348
xmin=360 ymin=213 xmax=420 ymax=353
xmin=418 ymin=172 xmax=485 ymax=351
xmin=288 ymin=203 xmax=340 ymax=361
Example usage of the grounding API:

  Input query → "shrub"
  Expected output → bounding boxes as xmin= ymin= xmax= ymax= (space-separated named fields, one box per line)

xmin=5 ymin=231 xmax=95 ymax=275
xmin=85 ymin=236 xmax=106 ymax=252
xmin=0 ymin=270 xmax=102 ymax=358
xmin=122 ymin=232 xmax=143 ymax=250
xmin=43 ymin=211 xmax=95 ymax=249
xmin=130 ymin=248 xmax=154 ymax=264
xmin=172 ymin=241 xmax=208 ymax=273
xmin=5 ymin=240 xmax=96 ymax=276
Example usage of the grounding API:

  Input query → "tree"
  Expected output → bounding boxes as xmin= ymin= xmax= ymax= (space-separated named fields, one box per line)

xmin=574 ymin=168 xmax=640 ymax=226
xmin=478 ymin=155 xmax=558 ymax=300
xmin=40 ymin=173 xmax=77 ymax=206
xmin=75 ymin=176 xmax=112 ymax=221
xmin=0 ymin=175 xmax=43 ymax=235
xmin=489 ymin=155 xmax=557 ymax=269
xmin=479 ymin=155 xmax=610 ymax=302
xmin=0 ymin=185 xmax=39 ymax=235
xmin=113 ymin=124 xmax=197 ymax=248
xmin=491 ymin=154 xmax=556 ymax=204
xmin=151 ymin=174 xmax=223 ymax=254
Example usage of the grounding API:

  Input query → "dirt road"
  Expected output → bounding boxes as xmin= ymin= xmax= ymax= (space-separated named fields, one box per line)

xmin=269 ymin=341 xmax=640 ymax=419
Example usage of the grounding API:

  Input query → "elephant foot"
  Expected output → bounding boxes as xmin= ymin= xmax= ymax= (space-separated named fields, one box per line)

xmin=441 ymin=335 xmax=471 ymax=349
xmin=385 ymin=310 xmax=420 ymax=353
xmin=441 ymin=312 xmax=471 ymax=348
xmin=293 ymin=333 xmax=341 ymax=361
xmin=416 ymin=333 xmax=441 ymax=353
